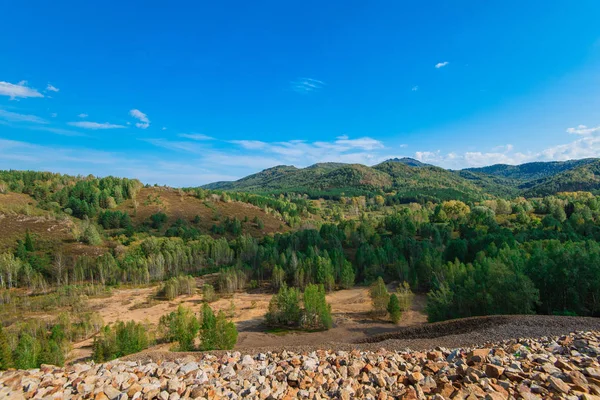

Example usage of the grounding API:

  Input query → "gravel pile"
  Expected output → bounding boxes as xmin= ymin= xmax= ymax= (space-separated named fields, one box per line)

xmin=3 ymin=330 xmax=600 ymax=399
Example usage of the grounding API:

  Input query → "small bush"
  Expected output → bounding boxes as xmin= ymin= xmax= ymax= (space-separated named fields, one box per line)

xmin=265 ymin=284 xmax=301 ymax=327
xmin=387 ymin=294 xmax=402 ymax=324
xmin=339 ymin=261 xmax=355 ymax=289
xmin=302 ymin=284 xmax=332 ymax=330
xmin=369 ymin=277 xmax=390 ymax=317
xmin=202 ymin=284 xmax=217 ymax=302
xmin=159 ymin=305 xmax=200 ymax=351
xmin=199 ymin=303 xmax=238 ymax=350
xmin=92 ymin=321 xmax=149 ymax=362
xmin=161 ymin=276 xmax=196 ymax=301
xmin=396 ymin=281 xmax=414 ymax=311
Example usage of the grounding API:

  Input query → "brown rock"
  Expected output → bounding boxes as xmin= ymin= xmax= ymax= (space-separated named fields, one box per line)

xmin=467 ymin=349 xmax=490 ymax=364
xmin=548 ymin=376 xmax=570 ymax=394
xmin=485 ymin=364 xmax=505 ymax=379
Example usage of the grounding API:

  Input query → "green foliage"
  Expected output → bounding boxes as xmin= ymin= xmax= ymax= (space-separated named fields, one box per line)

xmin=266 ymin=284 xmax=302 ymax=327
xmin=302 ymin=284 xmax=332 ymax=330
xmin=159 ymin=305 xmax=200 ymax=351
xmin=150 ymin=212 xmax=168 ymax=229
xmin=369 ymin=277 xmax=390 ymax=317
xmin=396 ymin=282 xmax=414 ymax=312
xmin=80 ymin=219 xmax=102 ymax=245
xmin=161 ymin=276 xmax=196 ymax=300
xmin=202 ymin=284 xmax=217 ymax=302
xmin=339 ymin=261 xmax=355 ymax=289
xmin=214 ymin=311 xmax=238 ymax=350
xmin=387 ymin=294 xmax=401 ymax=324
xmin=0 ymin=326 xmax=13 ymax=370
xmin=199 ymin=303 xmax=238 ymax=350
xmin=92 ymin=321 xmax=149 ymax=362
xmin=15 ymin=333 xmax=41 ymax=369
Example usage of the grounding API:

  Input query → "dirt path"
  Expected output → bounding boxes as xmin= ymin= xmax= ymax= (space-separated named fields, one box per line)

xmin=70 ymin=287 xmax=428 ymax=362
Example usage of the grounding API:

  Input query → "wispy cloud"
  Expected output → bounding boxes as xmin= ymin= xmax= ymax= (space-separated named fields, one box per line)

xmin=411 ymin=85 xmax=419 ymax=91
xmin=0 ymin=109 xmax=48 ymax=124
xmin=67 ymin=121 xmax=125 ymax=129
xmin=130 ymin=109 xmax=150 ymax=129
xmin=32 ymin=126 xmax=86 ymax=137
xmin=46 ymin=84 xmax=59 ymax=92
xmin=291 ymin=78 xmax=325 ymax=94
xmin=413 ymin=123 xmax=600 ymax=168
xmin=0 ymin=81 xmax=44 ymax=99
xmin=435 ymin=61 xmax=449 ymax=69
xmin=566 ymin=124 xmax=600 ymax=135
xmin=78 ymin=113 xmax=88 ymax=118
xmin=178 ymin=133 xmax=214 ymax=141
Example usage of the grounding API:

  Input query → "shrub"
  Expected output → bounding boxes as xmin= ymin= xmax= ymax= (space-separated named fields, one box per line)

xmin=92 ymin=321 xmax=149 ymax=362
xmin=161 ymin=276 xmax=196 ymax=300
xmin=396 ymin=281 xmax=414 ymax=311
xmin=202 ymin=284 xmax=217 ymax=302
xmin=369 ymin=277 xmax=390 ymax=317
xmin=265 ymin=284 xmax=302 ymax=327
xmin=199 ymin=303 xmax=217 ymax=351
xmin=81 ymin=219 xmax=102 ymax=246
xmin=387 ymin=294 xmax=402 ymax=324
xmin=271 ymin=266 xmax=286 ymax=290
xmin=217 ymin=268 xmax=247 ymax=293
xmin=159 ymin=305 xmax=200 ymax=351
xmin=214 ymin=311 xmax=238 ymax=350
xmin=199 ymin=303 xmax=238 ymax=350
xmin=14 ymin=333 xmax=41 ymax=369
xmin=0 ymin=326 xmax=13 ymax=370
xmin=339 ymin=261 xmax=355 ymax=289
xmin=302 ymin=284 xmax=332 ymax=330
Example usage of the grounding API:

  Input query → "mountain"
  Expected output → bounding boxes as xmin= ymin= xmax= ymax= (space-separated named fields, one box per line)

xmin=463 ymin=158 xmax=598 ymax=183
xmin=203 ymin=157 xmax=600 ymax=200
xmin=384 ymin=157 xmax=431 ymax=168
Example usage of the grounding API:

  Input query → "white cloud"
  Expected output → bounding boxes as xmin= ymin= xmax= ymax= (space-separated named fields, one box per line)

xmin=129 ymin=109 xmax=150 ymax=129
xmin=0 ymin=109 xmax=48 ymax=124
xmin=46 ymin=84 xmax=59 ymax=92
xmin=50 ymin=113 xmax=58 ymax=118
xmin=412 ymin=86 xmax=419 ymax=91
xmin=566 ymin=125 xmax=600 ymax=135
xmin=162 ymin=127 xmax=167 ymax=130
xmin=291 ymin=78 xmax=325 ymax=93
xmin=0 ymin=81 xmax=44 ymax=99
xmin=67 ymin=121 xmax=125 ymax=129
xmin=78 ymin=113 xmax=88 ymax=118
xmin=435 ymin=61 xmax=449 ymax=69
xmin=178 ymin=133 xmax=214 ymax=141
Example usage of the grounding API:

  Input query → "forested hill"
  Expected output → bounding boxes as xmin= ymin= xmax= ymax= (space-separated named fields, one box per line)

xmin=203 ymin=157 xmax=600 ymax=200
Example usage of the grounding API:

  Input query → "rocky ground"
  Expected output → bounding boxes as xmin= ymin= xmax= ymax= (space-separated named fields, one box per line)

xmin=3 ymin=330 xmax=600 ymax=399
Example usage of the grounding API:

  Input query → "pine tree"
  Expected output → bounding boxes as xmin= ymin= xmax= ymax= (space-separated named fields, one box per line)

xmin=199 ymin=303 xmax=217 ymax=351
xmin=387 ymin=294 xmax=402 ymax=324
xmin=369 ymin=277 xmax=390 ymax=317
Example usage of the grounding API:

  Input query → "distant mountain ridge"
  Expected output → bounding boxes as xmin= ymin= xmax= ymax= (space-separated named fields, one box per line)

xmin=203 ymin=157 xmax=600 ymax=200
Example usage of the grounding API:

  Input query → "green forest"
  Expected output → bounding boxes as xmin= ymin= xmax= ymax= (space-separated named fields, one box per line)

xmin=2 ymin=159 xmax=600 ymax=368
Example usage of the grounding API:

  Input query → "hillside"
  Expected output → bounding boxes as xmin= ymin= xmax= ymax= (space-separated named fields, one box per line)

xmin=205 ymin=163 xmax=394 ymax=197
xmin=205 ymin=157 xmax=600 ymax=200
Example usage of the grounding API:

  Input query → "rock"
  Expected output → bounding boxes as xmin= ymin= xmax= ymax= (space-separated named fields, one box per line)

xmin=467 ymin=348 xmax=490 ymax=364
xmin=548 ymin=376 xmax=570 ymax=394
xmin=103 ymin=385 xmax=122 ymax=400
xmin=485 ymin=363 xmax=505 ymax=379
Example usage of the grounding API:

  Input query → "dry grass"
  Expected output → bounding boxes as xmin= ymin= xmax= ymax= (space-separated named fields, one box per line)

xmin=117 ymin=187 xmax=292 ymax=237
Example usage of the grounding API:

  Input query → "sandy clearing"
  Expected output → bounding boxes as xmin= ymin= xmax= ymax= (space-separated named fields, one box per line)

xmin=70 ymin=285 xmax=428 ymax=362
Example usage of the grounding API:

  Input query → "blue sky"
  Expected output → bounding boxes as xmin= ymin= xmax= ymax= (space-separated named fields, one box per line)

xmin=1 ymin=1 xmax=600 ymax=186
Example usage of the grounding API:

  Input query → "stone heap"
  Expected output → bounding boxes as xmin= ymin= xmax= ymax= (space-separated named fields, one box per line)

xmin=2 ymin=331 xmax=600 ymax=399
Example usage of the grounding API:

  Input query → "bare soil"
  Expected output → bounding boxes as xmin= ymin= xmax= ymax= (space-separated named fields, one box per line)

xmin=69 ymin=285 xmax=427 ymax=362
